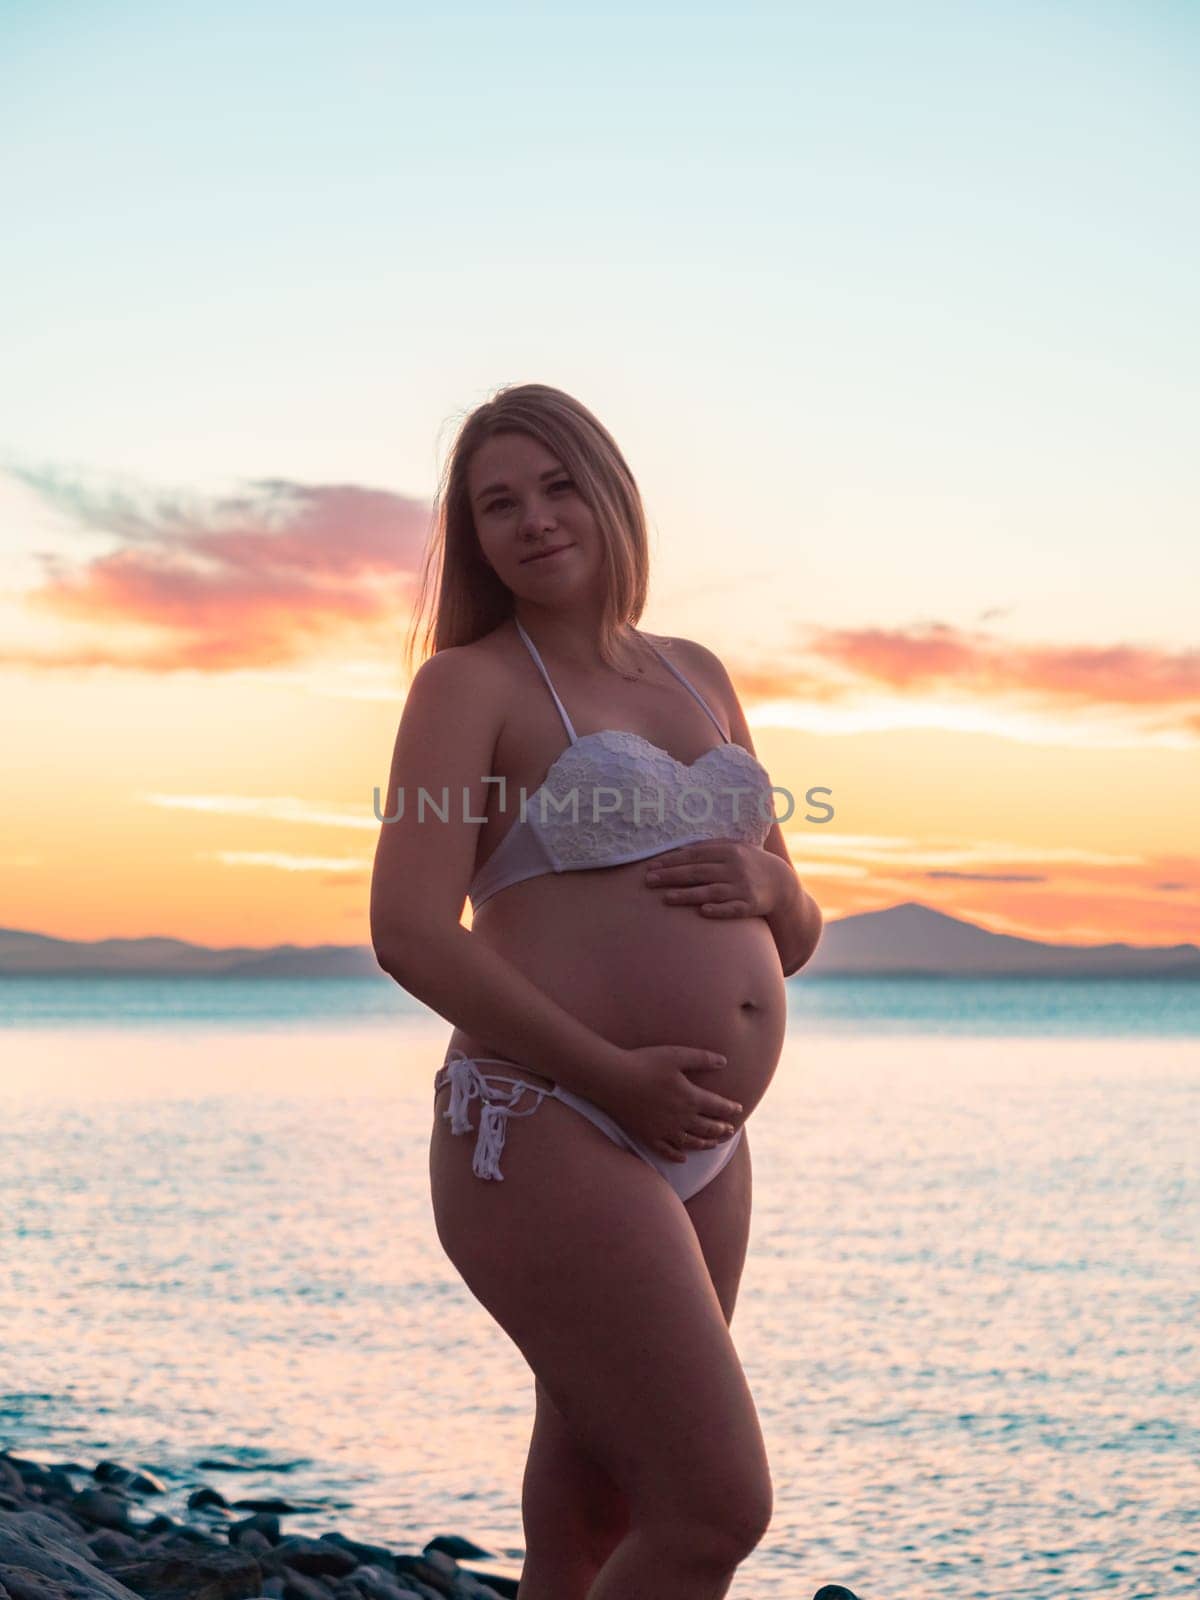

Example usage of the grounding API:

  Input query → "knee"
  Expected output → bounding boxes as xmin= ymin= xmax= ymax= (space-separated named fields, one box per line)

xmin=708 ymin=1486 xmax=773 ymax=1566
xmin=654 ymin=1475 xmax=774 ymax=1570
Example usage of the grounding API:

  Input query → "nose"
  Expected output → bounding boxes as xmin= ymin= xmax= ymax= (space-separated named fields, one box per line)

xmin=518 ymin=492 xmax=557 ymax=542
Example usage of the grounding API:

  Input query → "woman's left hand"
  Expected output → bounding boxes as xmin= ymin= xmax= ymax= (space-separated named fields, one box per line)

xmin=643 ymin=841 xmax=793 ymax=920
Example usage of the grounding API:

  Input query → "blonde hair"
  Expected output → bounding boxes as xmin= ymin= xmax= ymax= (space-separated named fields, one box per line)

xmin=405 ymin=383 xmax=653 ymax=673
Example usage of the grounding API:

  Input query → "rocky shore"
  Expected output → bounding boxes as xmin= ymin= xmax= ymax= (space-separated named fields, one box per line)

xmin=0 ymin=1451 xmax=869 ymax=1599
xmin=0 ymin=1450 xmax=517 ymax=1600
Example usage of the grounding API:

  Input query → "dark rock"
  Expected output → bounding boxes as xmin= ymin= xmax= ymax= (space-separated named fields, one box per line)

xmin=390 ymin=1556 xmax=457 ymax=1598
xmin=144 ymin=1527 xmax=216 ymax=1551
xmin=0 ymin=1509 xmax=142 ymax=1600
xmin=279 ymin=1571 xmax=337 ymax=1600
xmin=423 ymin=1536 xmax=492 ymax=1561
xmin=19 ymin=1510 xmax=87 ymax=1541
xmin=104 ymin=1542 xmax=262 ymax=1600
xmin=231 ymin=1530 xmax=274 ymax=1562
xmin=340 ymin=1566 xmax=413 ymax=1599
xmin=187 ymin=1488 xmax=227 ymax=1511
xmin=5 ymin=1452 xmax=512 ymax=1600
xmin=0 ymin=1565 xmax=88 ymax=1600
xmin=813 ymin=1587 xmax=861 ymax=1600
xmin=67 ymin=1490 xmax=134 ymax=1533
xmin=462 ymin=1574 xmax=516 ymax=1600
xmin=229 ymin=1513 xmax=281 ymax=1547
xmin=318 ymin=1535 xmax=394 ymax=1574
xmin=92 ymin=1464 xmax=165 ymax=1496
xmin=403 ymin=1581 xmax=450 ymax=1600
xmin=260 ymin=1537 xmax=357 ymax=1581
xmin=84 ymin=1530 xmax=142 ymax=1565
xmin=415 ymin=1553 xmax=457 ymax=1584
xmin=40 ymin=1472 xmax=76 ymax=1504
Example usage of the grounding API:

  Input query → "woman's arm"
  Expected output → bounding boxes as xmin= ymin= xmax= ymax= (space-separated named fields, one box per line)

xmin=370 ymin=648 xmax=631 ymax=1101
xmin=759 ymin=849 xmax=824 ymax=977
xmin=679 ymin=639 xmax=824 ymax=978
xmin=381 ymin=917 xmax=633 ymax=1095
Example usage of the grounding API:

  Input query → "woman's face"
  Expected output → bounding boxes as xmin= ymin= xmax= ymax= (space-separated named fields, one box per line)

xmin=467 ymin=431 xmax=604 ymax=602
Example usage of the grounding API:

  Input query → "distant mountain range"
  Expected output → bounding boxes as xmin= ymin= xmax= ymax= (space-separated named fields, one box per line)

xmin=802 ymin=901 xmax=1199 ymax=978
xmin=1 ymin=902 xmax=1196 ymax=979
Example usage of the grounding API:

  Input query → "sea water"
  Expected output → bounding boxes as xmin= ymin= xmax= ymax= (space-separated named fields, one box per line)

xmin=1 ymin=977 xmax=1197 ymax=1597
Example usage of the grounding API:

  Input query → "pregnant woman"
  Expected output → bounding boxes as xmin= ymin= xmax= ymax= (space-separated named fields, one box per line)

xmin=371 ymin=383 xmax=826 ymax=1600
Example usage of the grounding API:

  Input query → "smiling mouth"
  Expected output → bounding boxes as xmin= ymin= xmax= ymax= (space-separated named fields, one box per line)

xmin=521 ymin=544 xmax=572 ymax=563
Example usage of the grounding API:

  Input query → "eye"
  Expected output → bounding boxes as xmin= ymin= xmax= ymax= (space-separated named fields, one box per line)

xmin=483 ymin=479 xmax=573 ymax=514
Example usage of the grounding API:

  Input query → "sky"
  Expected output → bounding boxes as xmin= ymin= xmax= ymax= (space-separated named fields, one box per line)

xmin=1 ymin=0 xmax=1197 ymax=950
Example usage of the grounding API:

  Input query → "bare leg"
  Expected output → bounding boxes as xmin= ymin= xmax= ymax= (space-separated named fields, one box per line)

xmin=585 ymin=1131 xmax=759 ymax=1598
xmin=518 ymin=1377 xmax=631 ymax=1598
xmin=429 ymin=1089 xmax=771 ymax=1600
xmin=517 ymin=1131 xmax=755 ymax=1596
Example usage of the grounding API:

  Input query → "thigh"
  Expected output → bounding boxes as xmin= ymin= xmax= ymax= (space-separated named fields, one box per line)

xmin=429 ymin=1081 xmax=770 ymax=1521
xmin=683 ymin=1124 xmax=753 ymax=1326
xmin=520 ymin=1127 xmax=754 ymax=1544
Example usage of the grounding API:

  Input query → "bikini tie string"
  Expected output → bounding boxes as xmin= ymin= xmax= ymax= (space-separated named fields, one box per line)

xmin=440 ymin=1050 xmax=549 ymax=1182
xmin=443 ymin=1052 xmax=483 ymax=1138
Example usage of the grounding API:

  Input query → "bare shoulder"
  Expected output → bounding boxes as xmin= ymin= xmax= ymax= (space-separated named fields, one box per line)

xmin=649 ymin=630 xmax=757 ymax=750
xmin=407 ymin=622 xmax=517 ymax=705
xmin=651 ymin=632 xmax=737 ymax=700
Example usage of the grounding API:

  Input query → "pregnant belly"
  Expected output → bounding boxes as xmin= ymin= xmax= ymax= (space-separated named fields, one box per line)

xmin=452 ymin=861 xmax=790 ymax=1119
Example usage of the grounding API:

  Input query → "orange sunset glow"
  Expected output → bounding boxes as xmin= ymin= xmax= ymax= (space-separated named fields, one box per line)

xmin=2 ymin=465 xmax=1195 ymax=952
xmin=4 ymin=0 xmax=1197 ymax=961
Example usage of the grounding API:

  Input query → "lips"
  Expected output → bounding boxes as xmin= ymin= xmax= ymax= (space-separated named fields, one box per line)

xmin=521 ymin=543 xmax=572 ymax=563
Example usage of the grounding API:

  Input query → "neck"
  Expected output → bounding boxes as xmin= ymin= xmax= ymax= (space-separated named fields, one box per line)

xmin=513 ymin=601 xmax=638 ymax=671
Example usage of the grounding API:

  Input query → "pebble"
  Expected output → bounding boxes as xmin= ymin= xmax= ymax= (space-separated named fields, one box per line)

xmin=0 ymin=1450 xmax=516 ymax=1599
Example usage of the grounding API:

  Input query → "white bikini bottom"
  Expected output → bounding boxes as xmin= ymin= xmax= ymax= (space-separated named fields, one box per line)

xmin=433 ymin=1048 xmax=743 ymax=1204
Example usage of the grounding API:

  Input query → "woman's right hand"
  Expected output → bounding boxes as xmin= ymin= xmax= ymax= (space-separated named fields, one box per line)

xmin=600 ymin=1045 xmax=744 ymax=1163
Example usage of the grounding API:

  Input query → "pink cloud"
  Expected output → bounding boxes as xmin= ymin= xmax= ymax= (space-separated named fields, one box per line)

xmin=802 ymin=621 xmax=1200 ymax=707
xmin=3 ymin=469 xmax=431 ymax=672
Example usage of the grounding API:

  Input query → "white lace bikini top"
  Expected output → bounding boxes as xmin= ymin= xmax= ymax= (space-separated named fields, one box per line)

xmin=467 ymin=617 xmax=775 ymax=912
